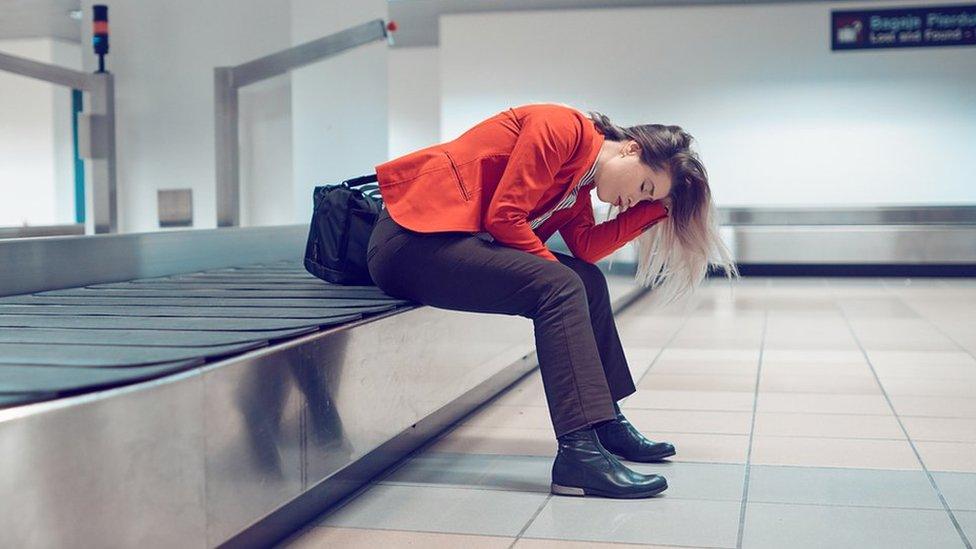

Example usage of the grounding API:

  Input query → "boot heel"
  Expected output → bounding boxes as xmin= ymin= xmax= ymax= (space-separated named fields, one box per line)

xmin=550 ymin=483 xmax=585 ymax=496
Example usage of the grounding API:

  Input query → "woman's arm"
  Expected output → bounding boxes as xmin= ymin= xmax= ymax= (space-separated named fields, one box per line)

xmin=559 ymin=190 xmax=669 ymax=264
xmin=484 ymin=110 xmax=583 ymax=262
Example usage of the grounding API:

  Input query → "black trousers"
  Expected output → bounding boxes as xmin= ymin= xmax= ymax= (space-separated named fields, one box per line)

xmin=366 ymin=207 xmax=637 ymax=438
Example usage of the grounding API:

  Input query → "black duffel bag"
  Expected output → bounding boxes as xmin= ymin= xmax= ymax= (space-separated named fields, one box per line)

xmin=303 ymin=173 xmax=384 ymax=285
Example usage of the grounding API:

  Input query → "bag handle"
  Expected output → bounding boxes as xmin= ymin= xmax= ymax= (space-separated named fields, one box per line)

xmin=343 ymin=173 xmax=378 ymax=188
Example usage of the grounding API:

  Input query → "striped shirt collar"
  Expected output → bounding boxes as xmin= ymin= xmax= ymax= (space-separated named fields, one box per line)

xmin=528 ymin=158 xmax=598 ymax=230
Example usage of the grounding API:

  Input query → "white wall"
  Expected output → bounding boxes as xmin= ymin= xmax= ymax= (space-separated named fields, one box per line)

xmin=440 ymin=0 xmax=976 ymax=209
xmin=50 ymin=39 xmax=82 ymax=225
xmin=79 ymin=0 xmax=294 ymax=232
xmin=239 ymin=74 xmax=293 ymax=227
xmin=289 ymin=1 xmax=389 ymax=224
xmin=15 ymin=2 xmax=970 ymax=233
xmin=388 ymin=46 xmax=440 ymax=158
xmin=0 ymin=38 xmax=80 ymax=228
xmin=71 ymin=0 xmax=389 ymax=232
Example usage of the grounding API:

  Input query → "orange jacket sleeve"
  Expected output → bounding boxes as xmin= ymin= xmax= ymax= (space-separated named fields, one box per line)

xmin=483 ymin=110 xmax=583 ymax=262
xmin=559 ymin=190 xmax=670 ymax=264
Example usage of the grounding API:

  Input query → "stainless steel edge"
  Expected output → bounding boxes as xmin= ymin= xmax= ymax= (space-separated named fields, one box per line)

xmin=719 ymin=204 xmax=976 ymax=225
xmin=730 ymin=225 xmax=976 ymax=264
xmin=0 ymin=224 xmax=85 ymax=240
xmin=0 ymin=225 xmax=308 ymax=297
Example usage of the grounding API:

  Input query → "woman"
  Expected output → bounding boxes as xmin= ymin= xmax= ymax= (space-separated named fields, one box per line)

xmin=366 ymin=103 xmax=739 ymax=499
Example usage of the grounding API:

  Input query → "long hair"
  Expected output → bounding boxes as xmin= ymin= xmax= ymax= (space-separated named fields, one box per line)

xmin=586 ymin=110 xmax=740 ymax=308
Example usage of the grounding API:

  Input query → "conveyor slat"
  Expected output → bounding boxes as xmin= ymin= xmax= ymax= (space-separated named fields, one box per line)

xmin=0 ymin=341 xmax=266 ymax=367
xmin=0 ymin=360 xmax=203 ymax=392
xmin=0 ymin=259 xmax=409 ymax=408
xmin=0 ymin=296 xmax=396 ymax=307
xmin=0 ymin=327 xmax=318 ymax=346
xmin=0 ymin=313 xmax=361 ymax=331
xmin=0 ymin=304 xmax=398 ymax=318
xmin=38 ymin=288 xmax=388 ymax=299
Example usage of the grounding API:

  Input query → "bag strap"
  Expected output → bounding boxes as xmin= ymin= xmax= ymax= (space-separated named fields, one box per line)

xmin=343 ymin=173 xmax=378 ymax=188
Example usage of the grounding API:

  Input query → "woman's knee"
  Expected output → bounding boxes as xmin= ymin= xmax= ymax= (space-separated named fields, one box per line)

xmin=578 ymin=262 xmax=611 ymax=301
xmin=536 ymin=260 xmax=588 ymax=303
xmin=555 ymin=254 xmax=610 ymax=301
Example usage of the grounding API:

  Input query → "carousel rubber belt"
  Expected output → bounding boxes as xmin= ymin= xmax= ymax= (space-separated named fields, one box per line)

xmin=0 ymin=260 xmax=412 ymax=408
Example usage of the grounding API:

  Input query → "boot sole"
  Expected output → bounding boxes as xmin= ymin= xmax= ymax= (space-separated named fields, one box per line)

xmin=550 ymin=481 xmax=668 ymax=499
xmin=618 ymin=448 xmax=677 ymax=463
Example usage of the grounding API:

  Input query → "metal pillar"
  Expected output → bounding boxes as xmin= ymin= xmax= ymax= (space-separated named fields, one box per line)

xmin=0 ymin=51 xmax=118 ymax=234
xmin=86 ymin=72 xmax=117 ymax=233
xmin=214 ymin=18 xmax=393 ymax=227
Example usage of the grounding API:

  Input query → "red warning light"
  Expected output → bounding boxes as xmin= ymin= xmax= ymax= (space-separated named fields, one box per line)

xmin=387 ymin=20 xmax=398 ymax=32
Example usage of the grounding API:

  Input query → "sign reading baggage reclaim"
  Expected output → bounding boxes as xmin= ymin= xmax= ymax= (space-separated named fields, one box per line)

xmin=832 ymin=4 xmax=976 ymax=50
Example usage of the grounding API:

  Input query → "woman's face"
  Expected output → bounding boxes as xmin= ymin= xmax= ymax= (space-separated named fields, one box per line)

xmin=594 ymin=140 xmax=672 ymax=214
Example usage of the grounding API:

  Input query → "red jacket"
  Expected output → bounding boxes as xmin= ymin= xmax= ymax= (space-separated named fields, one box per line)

xmin=374 ymin=103 xmax=669 ymax=263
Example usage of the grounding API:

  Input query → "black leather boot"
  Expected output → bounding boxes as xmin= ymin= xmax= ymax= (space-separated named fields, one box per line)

xmin=594 ymin=402 xmax=676 ymax=462
xmin=550 ymin=427 xmax=668 ymax=498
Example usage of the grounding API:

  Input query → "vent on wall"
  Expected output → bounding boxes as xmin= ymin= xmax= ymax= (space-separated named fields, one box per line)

xmin=158 ymin=189 xmax=193 ymax=228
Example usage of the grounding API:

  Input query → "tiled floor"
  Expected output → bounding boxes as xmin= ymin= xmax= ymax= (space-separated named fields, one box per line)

xmin=278 ymin=276 xmax=976 ymax=548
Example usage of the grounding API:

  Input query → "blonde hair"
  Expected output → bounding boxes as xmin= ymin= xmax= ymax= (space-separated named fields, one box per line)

xmin=587 ymin=111 xmax=740 ymax=308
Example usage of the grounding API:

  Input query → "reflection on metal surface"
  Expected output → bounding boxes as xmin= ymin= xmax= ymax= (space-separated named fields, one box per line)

xmin=0 ymin=368 xmax=208 ymax=547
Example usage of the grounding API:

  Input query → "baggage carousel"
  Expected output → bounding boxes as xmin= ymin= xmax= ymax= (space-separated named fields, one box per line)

xmin=0 ymin=224 xmax=649 ymax=548
xmin=0 ymin=260 xmax=410 ymax=409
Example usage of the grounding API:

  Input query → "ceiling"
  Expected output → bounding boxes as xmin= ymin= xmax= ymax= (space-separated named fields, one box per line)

xmin=0 ymin=0 xmax=81 ymax=43
xmin=387 ymin=0 xmax=849 ymax=48
xmin=0 ymin=0 xmax=849 ymax=46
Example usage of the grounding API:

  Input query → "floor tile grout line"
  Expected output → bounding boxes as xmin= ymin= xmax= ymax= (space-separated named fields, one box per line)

xmin=298 ymin=278 xmax=974 ymax=545
xmin=459 ymin=403 xmax=976 ymax=419
xmin=291 ymin=522 xmax=519 ymax=543
xmin=320 ymin=286 xmax=675 ymax=546
xmin=735 ymin=308 xmax=768 ymax=549
xmin=452 ymin=427 xmax=945 ymax=441
xmin=891 ymin=285 xmax=976 ymax=376
xmin=508 ymin=494 xmax=552 ymax=549
xmin=301 ymin=371 xmax=524 ymax=529
xmin=518 ymin=534 xmax=731 ymax=549
xmin=627 ymin=292 xmax=704 ymax=394
xmin=370 ymin=479 xmax=976 ymax=512
xmin=507 ymin=290 xmax=707 ymax=548
xmin=838 ymin=296 xmax=974 ymax=549
xmin=388 ymin=451 xmax=976 ymax=473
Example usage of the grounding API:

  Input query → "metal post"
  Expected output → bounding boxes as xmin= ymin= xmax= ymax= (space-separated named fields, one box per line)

xmin=88 ymin=72 xmax=117 ymax=233
xmin=213 ymin=18 xmax=392 ymax=227
xmin=214 ymin=67 xmax=239 ymax=227
xmin=0 ymin=51 xmax=118 ymax=234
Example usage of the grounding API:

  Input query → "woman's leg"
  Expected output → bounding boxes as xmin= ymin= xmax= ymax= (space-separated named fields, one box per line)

xmin=367 ymin=209 xmax=616 ymax=438
xmin=549 ymin=252 xmax=677 ymax=462
xmin=551 ymin=252 xmax=637 ymax=402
